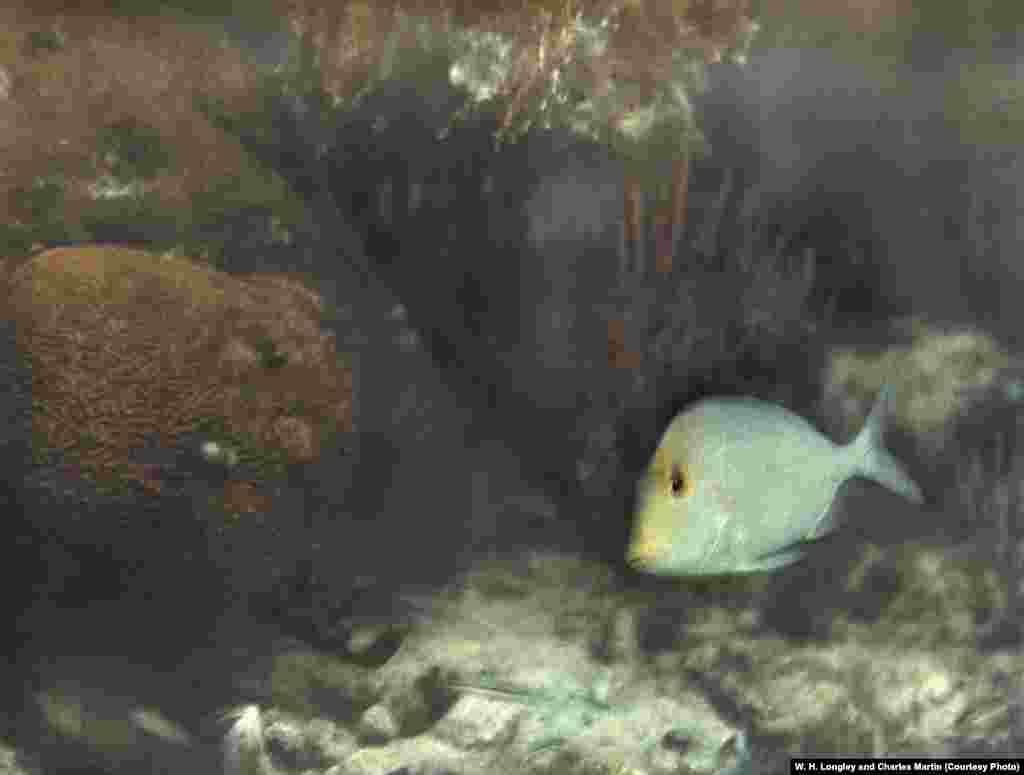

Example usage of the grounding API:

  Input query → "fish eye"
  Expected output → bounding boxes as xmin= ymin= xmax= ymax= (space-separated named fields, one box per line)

xmin=670 ymin=463 xmax=687 ymax=497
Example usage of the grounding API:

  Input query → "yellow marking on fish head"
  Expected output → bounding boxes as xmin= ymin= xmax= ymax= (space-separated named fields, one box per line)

xmin=627 ymin=435 xmax=697 ymax=569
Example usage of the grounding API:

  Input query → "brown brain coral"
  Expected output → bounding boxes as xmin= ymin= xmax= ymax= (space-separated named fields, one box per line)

xmin=9 ymin=244 xmax=353 ymax=493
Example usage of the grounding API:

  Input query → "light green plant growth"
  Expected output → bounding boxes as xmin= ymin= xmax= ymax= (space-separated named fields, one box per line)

xmin=0 ymin=223 xmax=38 ymax=258
xmin=207 ymin=490 xmax=243 ymax=526
xmin=76 ymin=431 xmax=101 ymax=452
xmin=253 ymin=336 xmax=288 ymax=370
xmin=194 ymin=415 xmax=229 ymax=436
xmin=945 ymin=61 xmax=1024 ymax=148
xmin=12 ymin=175 xmax=65 ymax=224
xmin=27 ymin=28 xmax=66 ymax=55
xmin=180 ymin=161 xmax=309 ymax=267
xmin=317 ymin=414 xmax=342 ymax=444
xmin=94 ymin=463 xmax=133 ymax=498
xmin=193 ymin=414 xmax=290 ymax=481
xmin=30 ymin=428 xmax=55 ymax=467
xmin=268 ymin=214 xmax=293 ymax=246
xmin=284 ymin=398 xmax=306 ymax=417
xmin=3 ymin=164 xmax=90 ymax=257
xmin=95 ymin=118 xmax=173 ymax=181
xmin=199 ymin=406 xmax=349 ymax=522
xmin=3 ymin=147 xmax=182 ymax=257
xmin=188 ymin=165 xmax=307 ymax=225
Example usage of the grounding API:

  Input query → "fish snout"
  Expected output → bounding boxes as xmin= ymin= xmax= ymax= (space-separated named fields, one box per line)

xmin=626 ymin=529 xmax=667 ymax=571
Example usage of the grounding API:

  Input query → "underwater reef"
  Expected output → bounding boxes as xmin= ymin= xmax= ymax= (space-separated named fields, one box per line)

xmin=3 ymin=4 xmax=1024 ymax=773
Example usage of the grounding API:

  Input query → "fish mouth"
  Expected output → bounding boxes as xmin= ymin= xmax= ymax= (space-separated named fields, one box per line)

xmin=625 ymin=553 xmax=648 ymax=571
xmin=625 ymin=541 xmax=661 ymax=571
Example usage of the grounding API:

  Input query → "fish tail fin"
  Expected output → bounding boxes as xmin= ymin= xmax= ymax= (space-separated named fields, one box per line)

xmin=851 ymin=384 xmax=924 ymax=504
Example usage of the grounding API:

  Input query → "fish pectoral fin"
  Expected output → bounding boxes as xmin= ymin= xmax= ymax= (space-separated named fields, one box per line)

xmin=749 ymin=542 xmax=807 ymax=571
xmin=752 ymin=522 xmax=843 ymax=572
xmin=808 ymin=499 xmax=843 ymax=541
xmin=750 ymin=502 xmax=848 ymax=573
